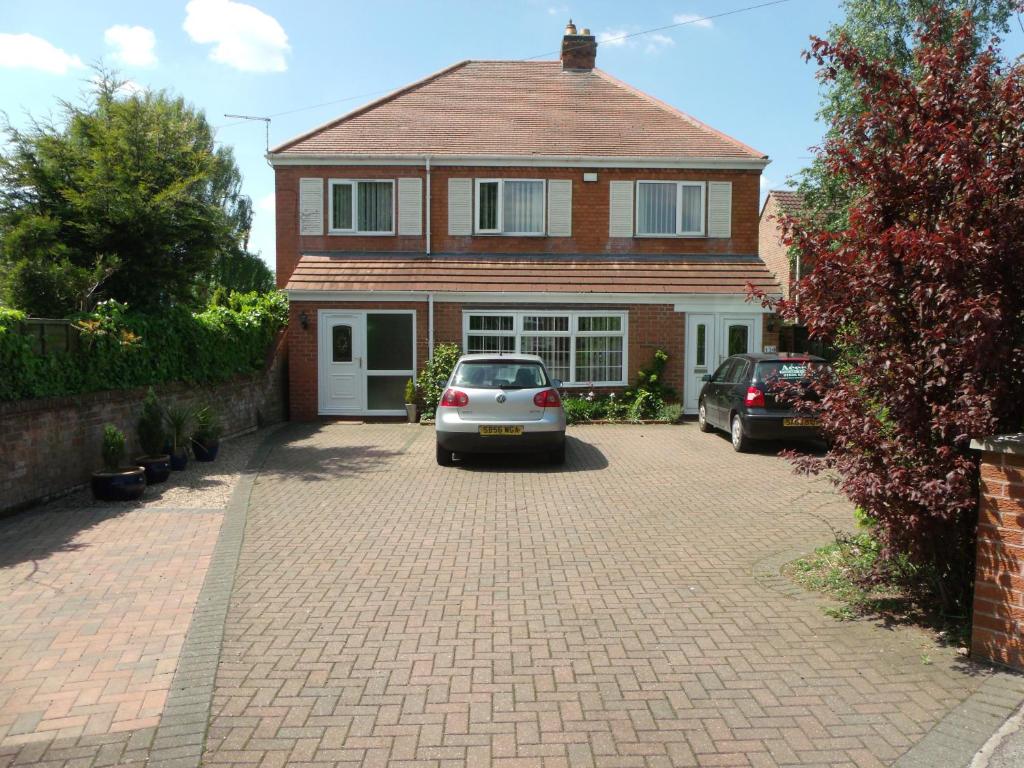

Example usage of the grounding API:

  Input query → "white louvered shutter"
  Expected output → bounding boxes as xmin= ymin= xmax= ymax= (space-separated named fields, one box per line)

xmin=707 ymin=181 xmax=733 ymax=238
xmin=298 ymin=178 xmax=323 ymax=236
xmin=546 ymin=180 xmax=572 ymax=237
xmin=397 ymin=178 xmax=422 ymax=236
xmin=609 ymin=181 xmax=634 ymax=237
xmin=448 ymin=178 xmax=472 ymax=236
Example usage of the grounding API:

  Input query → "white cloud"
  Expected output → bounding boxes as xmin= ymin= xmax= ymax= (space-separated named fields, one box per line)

xmin=0 ymin=33 xmax=83 ymax=74
xmin=547 ymin=5 xmax=568 ymax=16
xmin=644 ymin=33 xmax=675 ymax=54
xmin=673 ymin=13 xmax=714 ymax=29
xmin=597 ymin=29 xmax=629 ymax=47
xmin=599 ymin=29 xmax=674 ymax=55
xmin=256 ymin=192 xmax=275 ymax=214
xmin=183 ymin=0 xmax=289 ymax=73
xmin=104 ymin=25 xmax=157 ymax=68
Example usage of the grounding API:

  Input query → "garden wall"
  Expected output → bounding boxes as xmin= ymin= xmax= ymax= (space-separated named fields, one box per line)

xmin=0 ymin=333 xmax=287 ymax=513
xmin=970 ymin=434 xmax=1024 ymax=672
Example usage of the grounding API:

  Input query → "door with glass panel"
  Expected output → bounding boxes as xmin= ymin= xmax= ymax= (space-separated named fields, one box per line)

xmin=363 ymin=312 xmax=416 ymax=414
xmin=719 ymin=317 xmax=755 ymax=366
xmin=685 ymin=314 xmax=715 ymax=413
xmin=318 ymin=312 xmax=365 ymax=414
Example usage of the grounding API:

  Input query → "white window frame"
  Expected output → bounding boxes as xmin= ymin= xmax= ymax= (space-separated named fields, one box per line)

xmin=461 ymin=310 xmax=628 ymax=387
xmin=635 ymin=180 xmax=706 ymax=238
xmin=328 ymin=179 xmax=395 ymax=236
xmin=473 ymin=179 xmax=546 ymax=236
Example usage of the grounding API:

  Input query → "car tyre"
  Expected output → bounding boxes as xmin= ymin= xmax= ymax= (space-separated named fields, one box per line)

xmin=698 ymin=400 xmax=713 ymax=433
xmin=436 ymin=443 xmax=454 ymax=466
xmin=731 ymin=414 xmax=751 ymax=453
xmin=548 ymin=443 xmax=566 ymax=466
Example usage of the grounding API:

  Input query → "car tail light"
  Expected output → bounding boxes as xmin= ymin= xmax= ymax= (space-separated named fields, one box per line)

xmin=533 ymin=388 xmax=562 ymax=408
xmin=439 ymin=388 xmax=469 ymax=407
xmin=745 ymin=386 xmax=766 ymax=408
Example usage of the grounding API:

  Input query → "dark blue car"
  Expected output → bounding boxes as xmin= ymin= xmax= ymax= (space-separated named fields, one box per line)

xmin=697 ymin=353 xmax=827 ymax=452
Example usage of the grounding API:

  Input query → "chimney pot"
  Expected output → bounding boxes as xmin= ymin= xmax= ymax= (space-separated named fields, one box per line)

xmin=560 ymin=21 xmax=597 ymax=71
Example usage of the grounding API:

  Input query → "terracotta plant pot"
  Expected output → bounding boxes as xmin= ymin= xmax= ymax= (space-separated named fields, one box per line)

xmin=134 ymin=454 xmax=171 ymax=484
xmin=91 ymin=467 xmax=146 ymax=502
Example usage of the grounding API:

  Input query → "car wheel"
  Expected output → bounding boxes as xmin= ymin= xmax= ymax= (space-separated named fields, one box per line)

xmin=731 ymin=414 xmax=751 ymax=453
xmin=698 ymin=400 xmax=713 ymax=433
xmin=548 ymin=443 xmax=566 ymax=465
xmin=436 ymin=443 xmax=454 ymax=466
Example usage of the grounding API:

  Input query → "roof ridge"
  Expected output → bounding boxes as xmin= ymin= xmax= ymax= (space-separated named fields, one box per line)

xmin=271 ymin=60 xmax=472 ymax=153
xmin=591 ymin=68 xmax=767 ymax=160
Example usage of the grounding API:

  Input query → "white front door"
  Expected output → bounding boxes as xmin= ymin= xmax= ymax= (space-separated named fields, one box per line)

xmin=718 ymin=316 xmax=756 ymax=366
xmin=319 ymin=312 xmax=365 ymax=414
xmin=684 ymin=313 xmax=715 ymax=413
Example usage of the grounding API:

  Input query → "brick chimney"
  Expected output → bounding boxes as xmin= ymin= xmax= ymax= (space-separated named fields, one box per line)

xmin=560 ymin=19 xmax=597 ymax=71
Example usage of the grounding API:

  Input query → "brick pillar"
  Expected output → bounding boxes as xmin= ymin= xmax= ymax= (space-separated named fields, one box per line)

xmin=970 ymin=434 xmax=1024 ymax=671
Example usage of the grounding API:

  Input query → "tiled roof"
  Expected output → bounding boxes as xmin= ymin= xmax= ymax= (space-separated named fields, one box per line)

xmin=767 ymin=189 xmax=805 ymax=216
xmin=285 ymin=254 xmax=781 ymax=295
xmin=273 ymin=61 xmax=766 ymax=160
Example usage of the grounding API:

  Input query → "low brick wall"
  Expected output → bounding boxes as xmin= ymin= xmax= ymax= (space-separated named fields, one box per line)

xmin=971 ymin=434 xmax=1024 ymax=671
xmin=0 ymin=334 xmax=288 ymax=513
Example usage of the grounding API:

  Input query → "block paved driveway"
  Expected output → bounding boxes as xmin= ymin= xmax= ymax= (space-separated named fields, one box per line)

xmin=203 ymin=423 xmax=993 ymax=768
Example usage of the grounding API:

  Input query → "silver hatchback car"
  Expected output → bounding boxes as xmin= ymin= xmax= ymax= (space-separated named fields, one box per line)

xmin=435 ymin=353 xmax=567 ymax=466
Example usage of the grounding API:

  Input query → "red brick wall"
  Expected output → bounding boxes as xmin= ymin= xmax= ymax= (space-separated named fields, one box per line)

xmin=972 ymin=446 xmax=1024 ymax=671
xmin=288 ymin=300 xmax=687 ymax=419
xmin=275 ymin=164 xmax=762 ymax=286
xmin=0 ymin=337 xmax=288 ymax=513
xmin=758 ymin=195 xmax=793 ymax=300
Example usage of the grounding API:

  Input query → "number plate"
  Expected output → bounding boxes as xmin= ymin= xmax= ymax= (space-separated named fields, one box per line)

xmin=479 ymin=425 xmax=524 ymax=436
xmin=783 ymin=417 xmax=819 ymax=427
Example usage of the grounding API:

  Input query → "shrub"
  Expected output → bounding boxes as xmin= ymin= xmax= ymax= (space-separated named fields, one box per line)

xmin=0 ymin=290 xmax=287 ymax=401
xmin=101 ymin=424 xmax=125 ymax=471
xmin=403 ymin=378 xmax=416 ymax=405
xmin=137 ymin=387 xmax=166 ymax=457
xmin=417 ymin=343 xmax=461 ymax=417
xmin=165 ymin=404 xmax=191 ymax=454
xmin=192 ymin=405 xmax=222 ymax=444
xmin=634 ymin=348 xmax=675 ymax=401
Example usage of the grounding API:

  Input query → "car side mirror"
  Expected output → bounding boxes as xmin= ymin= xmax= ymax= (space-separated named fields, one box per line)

xmin=552 ymin=379 xmax=562 ymax=388
xmin=701 ymin=374 xmax=712 ymax=382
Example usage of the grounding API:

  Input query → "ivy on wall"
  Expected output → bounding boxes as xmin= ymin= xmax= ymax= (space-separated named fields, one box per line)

xmin=0 ymin=292 xmax=288 ymax=402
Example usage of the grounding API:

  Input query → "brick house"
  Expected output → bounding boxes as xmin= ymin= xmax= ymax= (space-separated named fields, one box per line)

xmin=271 ymin=22 xmax=781 ymax=420
xmin=758 ymin=189 xmax=816 ymax=354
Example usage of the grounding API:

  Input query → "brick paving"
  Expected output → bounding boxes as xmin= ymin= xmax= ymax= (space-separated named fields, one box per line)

xmin=203 ymin=423 xmax=1011 ymax=768
xmin=0 ymin=432 xmax=262 ymax=768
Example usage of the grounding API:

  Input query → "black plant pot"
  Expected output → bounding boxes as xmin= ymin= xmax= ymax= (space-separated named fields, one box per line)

xmin=134 ymin=454 xmax=172 ymax=484
xmin=91 ymin=467 xmax=146 ymax=502
xmin=192 ymin=439 xmax=220 ymax=462
xmin=169 ymin=449 xmax=188 ymax=472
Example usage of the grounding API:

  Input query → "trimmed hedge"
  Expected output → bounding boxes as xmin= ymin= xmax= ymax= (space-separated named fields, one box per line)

xmin=0 ymin=292 xmax=288 ymax=401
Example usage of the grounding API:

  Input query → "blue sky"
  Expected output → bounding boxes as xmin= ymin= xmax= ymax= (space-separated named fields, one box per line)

xmin=3 ymin=0 xmax=1023 ymax=271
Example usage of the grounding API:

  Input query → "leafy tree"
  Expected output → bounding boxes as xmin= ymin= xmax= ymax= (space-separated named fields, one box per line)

xmin=0 ymin=70 xmax=254 ymax=315
xmin=764 ymin=7 xmax=1024 ymax=613
xmin=795 ymin=0 xmax=1018 ymax=231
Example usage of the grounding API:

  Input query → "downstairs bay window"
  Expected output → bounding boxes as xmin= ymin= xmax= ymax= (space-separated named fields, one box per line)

xmin=463 ymin=311 xmax=627 ymax=386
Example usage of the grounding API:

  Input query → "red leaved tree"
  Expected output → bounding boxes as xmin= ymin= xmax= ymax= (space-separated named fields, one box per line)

xmin=761 ymin=6 xmax=1024 ymax=612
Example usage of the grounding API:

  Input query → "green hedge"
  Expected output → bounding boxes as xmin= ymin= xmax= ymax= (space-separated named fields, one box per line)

xmin=0 ymin=292 xmax=288 ymax=401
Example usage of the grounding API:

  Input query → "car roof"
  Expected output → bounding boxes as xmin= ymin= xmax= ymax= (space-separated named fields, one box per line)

xmin=456 ymin=353 xmax=545 ymax=363
xmin=730 ymin=352 xmax=826 ymax=363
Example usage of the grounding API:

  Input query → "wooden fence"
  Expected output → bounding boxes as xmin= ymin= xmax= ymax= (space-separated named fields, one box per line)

xmin=15 ymin=318 xmax=82 ymax=355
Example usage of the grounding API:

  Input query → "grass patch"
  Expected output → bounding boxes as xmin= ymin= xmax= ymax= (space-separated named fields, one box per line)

xmin=786 ymin=532 xmax=970 ymax=649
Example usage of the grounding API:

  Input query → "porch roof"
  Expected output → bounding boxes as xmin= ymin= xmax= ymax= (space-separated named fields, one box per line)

xmin=285 ymin=253 xmax=782 ymax=296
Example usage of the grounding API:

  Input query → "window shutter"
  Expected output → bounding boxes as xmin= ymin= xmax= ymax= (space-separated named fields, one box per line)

xmin=298 ymin=178 xmax=323 ymax=236
xmin=609 ymin=181 xmax=634 ymax=237
xmin=707 ymin=181 xmax=732 ymax=238
xmin=448 ymin=178 xmax=472 ymax=236
xmin=546 ymin=180 xmax=572 ymax=237
xmin=397 ymin=178 xmax=422 ymax=236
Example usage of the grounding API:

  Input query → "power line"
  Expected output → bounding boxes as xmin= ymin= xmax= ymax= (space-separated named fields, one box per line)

xmin=215 ymin=0 xmax=795 ymax=134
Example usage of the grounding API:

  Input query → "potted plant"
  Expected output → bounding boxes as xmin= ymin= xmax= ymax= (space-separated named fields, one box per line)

xmin=404 ymin=378 xmax=418 ymax=423
xmin=135 ymin=388 xmax=171 ymax=483
xmin=165 ymin=404 xmax=191 ymax=471
xmin=192 ymin=405 xmax=222 ymax=462
xmin=91 ymin=424 xmax=146 ymax=501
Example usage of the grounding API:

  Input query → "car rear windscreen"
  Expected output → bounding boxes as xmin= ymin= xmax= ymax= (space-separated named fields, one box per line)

xmin=453 ymin=361 xmax=549 ymax=389
xmin=756 ymin=360 xmax=823 ymax=382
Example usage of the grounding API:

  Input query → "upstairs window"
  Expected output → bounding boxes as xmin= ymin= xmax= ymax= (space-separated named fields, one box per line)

xmin=475 ymin=179 xmax=545 ymax=235
xmin=636 ymin=181 xmax=705 ymax=236
xmin=329 ymin=179 xmax=394 ymax=234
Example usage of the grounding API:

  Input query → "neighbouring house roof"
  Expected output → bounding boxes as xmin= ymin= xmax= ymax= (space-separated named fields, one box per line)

xmin=285 ymin=254 xmax=782 ymax=295
xmin=761 ymin=189 xmax=805 ymax=219
xmin=271 ymin=61 xmax=766 ymax=161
